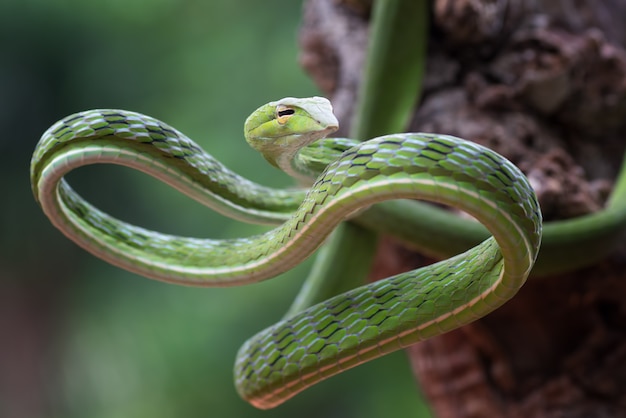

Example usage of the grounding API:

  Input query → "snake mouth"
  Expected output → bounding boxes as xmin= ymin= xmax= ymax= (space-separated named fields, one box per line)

xmin=311 ymin=123 xmax=339 ymax=139
xmin=272 ymin=123 xmax=338 ymax=140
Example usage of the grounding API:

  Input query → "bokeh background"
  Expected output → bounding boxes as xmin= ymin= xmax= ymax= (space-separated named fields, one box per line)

xmin=1 ymin=1 xmax=430 ymax=417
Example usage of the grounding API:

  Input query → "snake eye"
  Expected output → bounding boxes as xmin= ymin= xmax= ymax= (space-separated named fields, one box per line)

xmin=276 ymin=106 xmax=295 ymax=125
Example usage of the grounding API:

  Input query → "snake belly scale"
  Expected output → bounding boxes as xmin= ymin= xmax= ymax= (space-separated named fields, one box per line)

xmin=30 ymin=97 xmax=542 ymax=408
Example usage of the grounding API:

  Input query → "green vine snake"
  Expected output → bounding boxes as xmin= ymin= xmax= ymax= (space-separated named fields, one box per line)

xmin=31 ymin=96 xmax=542 ymax=408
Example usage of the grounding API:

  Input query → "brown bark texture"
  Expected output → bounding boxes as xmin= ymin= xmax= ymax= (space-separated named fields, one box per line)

xmin=299 ymin=0 xmax=626 ymax=416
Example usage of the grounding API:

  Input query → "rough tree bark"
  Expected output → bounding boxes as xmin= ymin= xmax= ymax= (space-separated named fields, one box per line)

xmin=299 ymin=1 xmax=626 ymax=416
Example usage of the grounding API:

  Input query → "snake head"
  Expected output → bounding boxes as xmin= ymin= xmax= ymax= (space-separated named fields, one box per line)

xmin=244 ymin=97 xmax=339 ymax=170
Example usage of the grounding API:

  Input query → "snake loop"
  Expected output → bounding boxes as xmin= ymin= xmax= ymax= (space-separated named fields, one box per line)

xmin=30 ymin=97 xmax=541 ymax=408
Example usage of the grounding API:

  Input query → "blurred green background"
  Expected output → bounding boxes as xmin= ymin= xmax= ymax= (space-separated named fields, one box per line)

xmin=1 ymin=1 xmax=430 ymax=417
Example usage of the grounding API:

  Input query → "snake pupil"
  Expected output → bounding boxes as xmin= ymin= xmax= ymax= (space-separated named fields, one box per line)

xmin=277 ymin=108 xmax=295 ymax=117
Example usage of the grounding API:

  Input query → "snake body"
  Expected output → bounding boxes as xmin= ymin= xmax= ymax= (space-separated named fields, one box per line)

xmin=31 ymin=97 xmax=542 ymax=408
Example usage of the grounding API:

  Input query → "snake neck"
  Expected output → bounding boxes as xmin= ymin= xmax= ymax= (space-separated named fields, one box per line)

xmin=260 ymin=128 xmax=339 ymax=186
